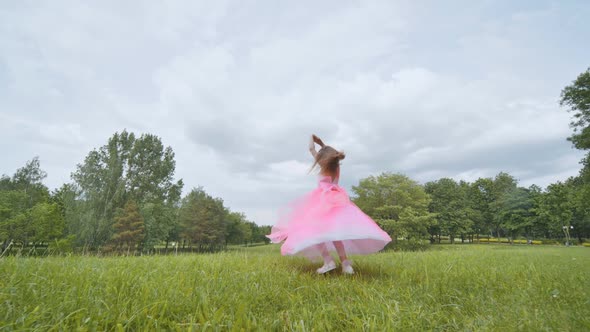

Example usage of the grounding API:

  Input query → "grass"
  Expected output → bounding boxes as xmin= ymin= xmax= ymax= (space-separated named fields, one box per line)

xmin=1 ymin=245 xmax=589 ymax=331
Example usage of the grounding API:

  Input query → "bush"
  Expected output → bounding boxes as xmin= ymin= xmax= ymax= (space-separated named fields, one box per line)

xmin=477 ymin=238 xmax=542 ymax=245
xmin=537 ymin=239 xmax=557 ymax=245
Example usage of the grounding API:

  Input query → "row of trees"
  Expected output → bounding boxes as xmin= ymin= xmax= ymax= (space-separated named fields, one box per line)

xmin=0 ymin=131 xmax=270 ymax=255
xmin=3 ymin=152 xmax=586 ymax=256
xmin=350 ymin=171 xmax=589 ymax=245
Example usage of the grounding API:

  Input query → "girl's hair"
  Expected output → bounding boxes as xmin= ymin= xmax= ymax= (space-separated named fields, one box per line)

xmin=310 ymin=145 xmax=346 ymax=178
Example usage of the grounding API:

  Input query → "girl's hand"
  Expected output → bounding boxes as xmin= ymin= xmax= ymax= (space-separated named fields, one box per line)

xmin=312 ymin=134 xmax=325 ymax=147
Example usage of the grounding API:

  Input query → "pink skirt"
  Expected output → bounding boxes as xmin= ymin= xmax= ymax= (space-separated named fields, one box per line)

xmin=267 ymin=178 xmax=392 ymax=260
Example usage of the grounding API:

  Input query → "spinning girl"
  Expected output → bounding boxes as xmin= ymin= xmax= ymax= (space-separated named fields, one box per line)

xmin=267 ymin=135 xmax=392 ymax=274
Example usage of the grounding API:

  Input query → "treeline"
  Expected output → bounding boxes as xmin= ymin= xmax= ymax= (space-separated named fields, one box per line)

xmin=0 ymin=131 xmax=269 ymax=256
xmin=350 ymin=171 xmax=589 ymax=247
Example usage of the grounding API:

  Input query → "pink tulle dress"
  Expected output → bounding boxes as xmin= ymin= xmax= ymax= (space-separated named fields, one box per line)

xmin=267 ymin=175 xmax=392 ymax=260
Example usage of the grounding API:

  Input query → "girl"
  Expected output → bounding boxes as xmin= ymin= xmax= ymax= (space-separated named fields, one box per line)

xmin=267 ymin=134 xmax=392 ymax=274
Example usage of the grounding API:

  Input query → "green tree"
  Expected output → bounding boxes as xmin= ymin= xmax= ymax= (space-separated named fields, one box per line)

xmin=178 ymin=187 xmax=227 ymax=250
xmin=425 ymin=178 xmax=474 ymax=244
xmin=565 ymin=177 xmax=590 ymax=242
xmin=352 ymin=172 xmax=434 ymax=243
xmin=0 ymin=190 xmax=28 ymax=249
xmin=489 ymin=172 xmax=518 ymax=238
xmin=537 ymin=182 xmax=574 ymax=240
xmin=0 ymin=157 xmax=52 ymax=250
xmin=225 ymin=212 xmax=249 ymax=245
xmin=560 ymin=67 xmax=590 ymax=150
xmin=11 ymin=157 xmax=50 ymax=209
xmin=560 ymin=67 xmax=590 ymax=243
xmin=29 ymin=202 xmax=65 ymax=245
xmin=497 ymin=187 xmax=535 ymax=242
xmin=50 ymin=184 xmax=79 ymax=242
xmin=470 ymin=177 xmax=495 ymax=238
xmin=240 ymin=222 xmax=253 ymax=246
xmin=140 ymin=202 xmax=178 ymax=250
xmin=527 ymin=184 xmax=547 ymax=239
xmin=246 ymin=221 xmax=271 ymax=245
xmin=71 ymin=130 xmax=183 ymax=248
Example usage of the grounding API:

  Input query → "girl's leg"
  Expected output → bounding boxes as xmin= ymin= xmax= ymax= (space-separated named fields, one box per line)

xmin=333 ymin=241 xmax=354 ymax=274
xmin=316 ymin=243 xmax=332 ymax=262
xmin=333 ymin=241 xmax=348 ymax=262
xmin=316 ymin=243 xmax=336 ymax=274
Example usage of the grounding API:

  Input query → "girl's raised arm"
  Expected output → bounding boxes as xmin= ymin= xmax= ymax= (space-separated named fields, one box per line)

xmin=309 ymin=134 xmax=324 ymax=158
xmin=309 ymin=135 xmax=318 ymax=158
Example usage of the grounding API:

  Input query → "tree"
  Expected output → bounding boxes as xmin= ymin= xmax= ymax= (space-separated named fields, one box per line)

xmin=424 ymin=178 xmax=474 ymax=244
xmin=565 ymin=177 xmax=590 ymax=242
xmin=497 ymin=187 xmax=535 ymax=242
xmin=257 ymin=225 xmax=272 ymax=244
xmin=489 ymin=172 xmax=518 ymax=238
xmin=225 ymin=212 xmax=249 ymax=245
xmin=0 ymin=157 xmax=52 ymax=250
xmin=560 ymin=67 xmax=590 ymax=243
xmin=240 ymin=222 xmax=253 ymax=246
xmin=140 ymin=202 xmax=178 ymax=250
xmin=50 ymin=184 xmax=79 ymax=242
xmin=527 ymin=184 xmax=547 ymax=239
xmin=29 ymin=202 xmax=65 ymax=245
xmin=0 ymin=190 xmax=28 ymax=248
xmin=11 ymin=157 xmax=50 ymax=209
xmin=470 ymin=177 xmax=494 ymax=237
xmin=247 ymin=221 xmax=271 ymax=245
xmin=560 ymin=67 xmax=590 ymax=150
xmin=352 ymin=172 xmax=434 ymax=243
xmin=537 ymin=182 xmax=574 ymax=240
xmin=111 ymin=200 xmax=145 ymax=251
xmin=71 ymin=130 xmax=183 ymax=248
xmin=178 ymin=187 xmax=227 ymax=250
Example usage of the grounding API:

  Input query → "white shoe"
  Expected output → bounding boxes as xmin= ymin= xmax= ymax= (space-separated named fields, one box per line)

xmin=316 ymin=261 xmax=336 ymax=274
xmin=342 ymin=260 xmax=354 ymax=274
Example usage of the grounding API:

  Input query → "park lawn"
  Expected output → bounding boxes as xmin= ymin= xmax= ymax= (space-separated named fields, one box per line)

xmin=1 ymin=244 xmax=589 ymax=331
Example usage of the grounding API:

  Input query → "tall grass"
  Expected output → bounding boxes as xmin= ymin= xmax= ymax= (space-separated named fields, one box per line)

xmin=1 ymin=245 xmax=588 ymax=331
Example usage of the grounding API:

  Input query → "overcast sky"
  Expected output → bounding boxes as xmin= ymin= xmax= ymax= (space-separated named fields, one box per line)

xmin=1 ymin=1 xmax=589 ymax=225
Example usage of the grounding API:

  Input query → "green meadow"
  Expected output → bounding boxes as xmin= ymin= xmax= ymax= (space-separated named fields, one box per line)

xmin=1 ymin=244 xmax=589 ymax=331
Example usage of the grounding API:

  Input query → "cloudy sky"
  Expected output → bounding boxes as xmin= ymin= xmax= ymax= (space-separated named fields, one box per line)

xmin=1 ymin=1 xmax=589 ymax=225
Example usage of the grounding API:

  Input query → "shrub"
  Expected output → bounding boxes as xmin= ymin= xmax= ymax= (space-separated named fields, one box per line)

xmin=540 ymin=239 xmax=561 ymax=245
xmin=477 ymin=238 xmax=542 ymax=245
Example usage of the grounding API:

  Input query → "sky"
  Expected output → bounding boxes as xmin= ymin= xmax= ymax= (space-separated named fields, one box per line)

xmin=1 ymin=1 xmax=589 ymax=226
